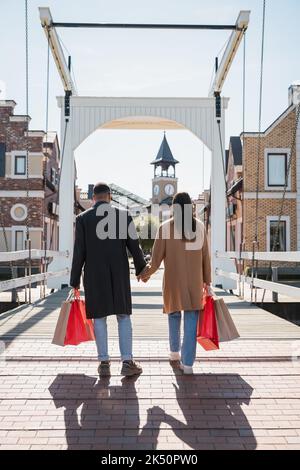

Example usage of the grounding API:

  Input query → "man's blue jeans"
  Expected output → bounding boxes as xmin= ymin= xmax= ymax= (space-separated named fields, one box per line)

xmin=94 ymin=315 xmax=133 ymax=362
xmin=168 ymin=310 xmax=199 ymax=367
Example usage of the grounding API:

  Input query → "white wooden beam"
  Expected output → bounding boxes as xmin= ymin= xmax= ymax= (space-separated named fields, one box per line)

xmin=0 ymin=250 xmax=69 ymax=263
xmin=216 ymin=251 xmax=300 ymax=263
xmin=209 ymin=10 xmax=250 ymax=96
xmin=216 ymin=269 xmax=300 ymax=300
xmin=0 ymin=269 xmax=69 ymax=293
xmin=39 ymin=7 xmax=76 ymax=94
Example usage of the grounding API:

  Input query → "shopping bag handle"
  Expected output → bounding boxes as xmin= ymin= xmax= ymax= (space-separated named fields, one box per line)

xmin=66 ymin=288 xmax=81 ymax=302
xmin=202 ymin=284 xmax=214 ymax=308
xmin=73 ymin=288 xmax=81 ymax=300
xmin=204 ymin=284 xmax=215 ymax=297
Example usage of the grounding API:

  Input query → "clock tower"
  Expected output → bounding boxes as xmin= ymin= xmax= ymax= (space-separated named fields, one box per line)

xmin=151 ymin=132 xmax=179 ymax=205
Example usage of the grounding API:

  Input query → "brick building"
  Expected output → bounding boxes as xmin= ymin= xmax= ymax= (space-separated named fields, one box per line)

xmin=226 ymin=137 xmax=243 ymax=251
xmin=226 ymin=83 xmax=300 ymax=272
xmin=0 ymin=100 xmax=60 ymax=275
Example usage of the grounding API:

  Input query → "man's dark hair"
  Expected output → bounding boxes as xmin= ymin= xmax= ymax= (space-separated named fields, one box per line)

xmin=93 ymin=182 xmax=111 ymax=195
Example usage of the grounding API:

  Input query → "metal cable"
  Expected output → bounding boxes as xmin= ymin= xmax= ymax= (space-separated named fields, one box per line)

xmin=216 ymin=120 xmax=238 ymax=273
xmin=56 ymin=31 xmax=78 ymax=95
xmin=0 ymin=86 xmax=20 ymax=304
xmin=240 ymin=31 xmax=247 ymax=297
xmin=254 ymin=0 xmax=267 ymax=237
xmin=41 ymin=27 xmax=51 ymax=297
xmin=0 ymin=209 xmax=20 ymax=304
xmin=208 ymin=33 xmax=232 ymax=95
xmin=261 ymin=103 xmax=300 ymax=303
xmin=48 ymin=119 xmax=69 ymax=251
xmin=24 ymin=0 xmax=32 ymax=303
xmin=25 ymin=0 xmax=30 ymax=230
xmin=251 ymin=0 xmax=267 ymax=303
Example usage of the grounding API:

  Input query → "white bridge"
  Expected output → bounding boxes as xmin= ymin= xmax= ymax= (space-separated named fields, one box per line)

xmin=2 ymin=7 xmax=300 ymax=305
xmin=37 ymin=7 xmax=250 ymax=290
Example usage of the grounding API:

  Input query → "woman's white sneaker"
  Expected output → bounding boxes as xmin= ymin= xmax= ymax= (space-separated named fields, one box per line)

xmin=180 ymin=363 xmax=194 ymax=375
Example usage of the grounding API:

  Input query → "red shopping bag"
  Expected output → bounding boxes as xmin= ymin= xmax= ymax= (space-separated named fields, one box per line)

xmin=53 ymin=289 xmax=95 ymax=346
xmin=197 ymin=295 xmax=219 ymax=351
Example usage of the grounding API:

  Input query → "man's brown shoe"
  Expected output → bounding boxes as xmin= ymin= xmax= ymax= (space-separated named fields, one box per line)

xmin=121 ymin=360 xmax=143 ymax=377
xmin=98 ymin=361 xmax=111 ymax=377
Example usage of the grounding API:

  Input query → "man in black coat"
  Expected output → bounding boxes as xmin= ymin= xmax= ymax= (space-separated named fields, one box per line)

xmin=70 ymin=182 xmax=147 ymax=377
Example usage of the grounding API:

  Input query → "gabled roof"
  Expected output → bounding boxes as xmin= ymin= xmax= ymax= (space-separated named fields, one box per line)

xmin=241 ymin=104 xmax=296 ymax=138
xmin=151 ymin=133 xmax=179 ymax=165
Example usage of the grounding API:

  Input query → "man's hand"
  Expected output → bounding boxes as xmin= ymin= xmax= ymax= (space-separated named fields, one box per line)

xmin=137 ymin=264 xmax=151 ymax=282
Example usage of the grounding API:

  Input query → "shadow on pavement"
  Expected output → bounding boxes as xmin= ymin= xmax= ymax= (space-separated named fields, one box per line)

xmin=49 ymin=371 xmax=256 ymax=450
xmin=145 ymin=371 xmax=256 ymax=450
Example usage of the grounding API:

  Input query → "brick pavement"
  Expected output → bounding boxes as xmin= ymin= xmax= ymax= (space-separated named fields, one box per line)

xmin=0 ymin=283 xmax=300 ymax=450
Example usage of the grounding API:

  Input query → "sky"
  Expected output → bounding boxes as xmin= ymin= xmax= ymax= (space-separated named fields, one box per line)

xmin=0 ymin=0 xmax=299 ymax=199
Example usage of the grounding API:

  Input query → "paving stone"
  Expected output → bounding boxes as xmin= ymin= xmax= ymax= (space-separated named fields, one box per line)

xmin=1 ymin=285 xmax=300 ymax=449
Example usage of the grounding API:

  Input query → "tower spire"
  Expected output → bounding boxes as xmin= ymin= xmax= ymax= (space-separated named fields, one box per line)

xmin=151 ymin=132 xmax=179 ymax=205
xmin=151 ymin=132 xmax=179 ymax=167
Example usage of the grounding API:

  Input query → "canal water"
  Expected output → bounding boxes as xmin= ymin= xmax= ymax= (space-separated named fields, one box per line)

xmin=263 ymin=303 xmax=300 ymax=326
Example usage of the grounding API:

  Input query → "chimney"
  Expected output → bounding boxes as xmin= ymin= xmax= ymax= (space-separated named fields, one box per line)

xmin=288 ymin=82 xmax=300 ymax=106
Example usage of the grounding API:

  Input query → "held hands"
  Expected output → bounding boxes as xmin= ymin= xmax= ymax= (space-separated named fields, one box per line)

xmin=137 ymin=264 xmax=151 ymax=283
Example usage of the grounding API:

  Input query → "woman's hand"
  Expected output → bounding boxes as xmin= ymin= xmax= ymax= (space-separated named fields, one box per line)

xmin=204 ymin=283 xmax=214 ymax=297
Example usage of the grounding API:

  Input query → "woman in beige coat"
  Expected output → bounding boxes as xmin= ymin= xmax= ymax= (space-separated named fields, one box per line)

xmin=141 ymin=192 xmax=212 ymax=374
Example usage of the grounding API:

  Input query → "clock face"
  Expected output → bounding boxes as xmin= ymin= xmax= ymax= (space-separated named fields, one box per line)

xmin=153 ymin=184 xmax=160 ymax=196
xmin=164 ymin=184 xmax=175 ymax=196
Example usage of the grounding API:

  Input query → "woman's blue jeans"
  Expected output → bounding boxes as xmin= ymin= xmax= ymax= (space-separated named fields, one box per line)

xmin=168 ymin=310 xmax=199 ymax=367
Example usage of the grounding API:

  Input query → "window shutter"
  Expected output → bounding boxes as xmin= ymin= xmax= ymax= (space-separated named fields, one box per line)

xmin=0 ymin=143 xmax=6 ymax=177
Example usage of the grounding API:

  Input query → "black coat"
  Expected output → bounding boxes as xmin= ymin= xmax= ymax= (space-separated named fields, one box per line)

xmin=70 ymin=201 xmax=146 ymax=319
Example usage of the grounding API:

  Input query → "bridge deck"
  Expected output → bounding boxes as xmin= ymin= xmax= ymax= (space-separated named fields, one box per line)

xmin=0 ymin=281 xmax=300 ymax=450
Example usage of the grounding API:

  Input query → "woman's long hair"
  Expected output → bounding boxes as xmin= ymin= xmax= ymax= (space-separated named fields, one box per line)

xmin=172 ymin=192 xmax=196 ymax=241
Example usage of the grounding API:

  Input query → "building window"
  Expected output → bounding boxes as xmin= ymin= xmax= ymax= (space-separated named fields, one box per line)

xmin=10 ymin=204 xmax=27 ymax=222
xmin=267 ymin=153 xmax=287 ymax=187
xmin=15 ymin=230 xmax=24 ymax=251
xmin=51 ymin=168 xmax=56 ymax=185
xmin=14 ymin=155 xmax=26 ymax=175
xmin=269 ymin=220 xmax=286 ymax=251
xmin=267 ymin=216 xmax=290 ymax=252
xmin=230 ymin=225 xmax=236 ymax=251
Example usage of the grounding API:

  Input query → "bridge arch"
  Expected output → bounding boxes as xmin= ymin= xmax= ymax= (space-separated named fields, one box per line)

xmin=65 ymin=96 xmax=220 ymax=151
xmin=50 ymin=95 xmax=235 ymax=288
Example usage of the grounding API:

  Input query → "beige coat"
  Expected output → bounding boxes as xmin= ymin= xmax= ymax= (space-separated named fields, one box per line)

xmin=147 ymin=218 xmax=211 ymax=314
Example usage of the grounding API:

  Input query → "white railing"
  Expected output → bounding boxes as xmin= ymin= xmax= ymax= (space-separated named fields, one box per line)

xmin=0 ymin=269 xmax=69 ymax=293
xmin=0 ymin=250 xmax=69 ymax=294
xmin=216 ymin=251 xmax=300 ymax=300
xmin=0 ymin=250 xmax=69 ymax=262
xmin=216 ymin=251 xmax=300 ymax=262
xmin=216 ymin=268 xmax=300 ymax=299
